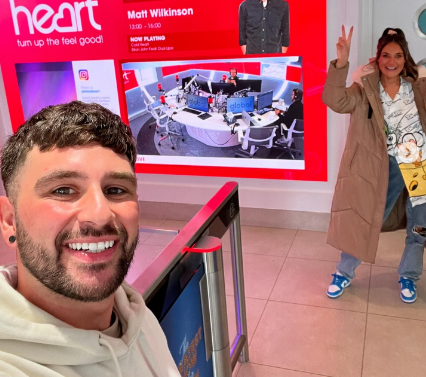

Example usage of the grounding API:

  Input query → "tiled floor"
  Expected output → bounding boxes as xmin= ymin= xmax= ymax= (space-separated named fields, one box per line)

xmin=2 ymin=219 xmax=426 ymax=376
xmin=134 ymin=220 xmax=426 ymax=377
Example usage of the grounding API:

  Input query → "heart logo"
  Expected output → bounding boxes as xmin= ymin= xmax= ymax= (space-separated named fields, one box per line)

xmin=53 ymin=3 xmax=78 ymax=33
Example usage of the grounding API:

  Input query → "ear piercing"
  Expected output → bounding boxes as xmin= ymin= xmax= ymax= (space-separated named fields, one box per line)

xmin=9 ymin=235 xmax=16 ymax=243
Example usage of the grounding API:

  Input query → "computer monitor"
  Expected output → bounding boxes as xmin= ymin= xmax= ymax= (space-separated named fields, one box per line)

xmin=211 ymin=82 xmax=235 ymax=95
xmin=187 ymin=94 xmax=209 ymax=112
xmin=196 ymin=79 xmax=211 ymax=93
xmin=227 ymin=96 xmax=254 ymax=114
xmin=237 ymin=79 xmax=262 ymax=92
xmin=181 ymin=76 xmax=193 ymax=90
xmin=257 ymin=90 xmax=274 ymax=110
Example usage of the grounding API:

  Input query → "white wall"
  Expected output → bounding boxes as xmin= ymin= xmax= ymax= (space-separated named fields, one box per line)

xmin=0 ymin=69 xmax=13 ymax=196
xmin=0 ymin=70 xmax=12 ymax=149
xmin=0 ymin=0 xmax=365 ymax=213
xmin=371 ymin=0 xmax=426 ymax=64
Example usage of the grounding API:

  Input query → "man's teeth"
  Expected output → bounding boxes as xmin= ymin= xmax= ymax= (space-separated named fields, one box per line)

xmin=67 ymin=241 xmax=115 ymax=253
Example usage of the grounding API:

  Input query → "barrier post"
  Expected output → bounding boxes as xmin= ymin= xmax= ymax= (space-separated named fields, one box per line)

xmin=199 ymin=236 xmax=233 ymax=377
xmin=230 ymin=214 xmax=249 ymax=365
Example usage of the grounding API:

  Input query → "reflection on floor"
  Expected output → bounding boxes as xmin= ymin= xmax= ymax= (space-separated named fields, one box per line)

xmin=2 ymin=219 xmax=425 ymax=376
xmin=131 ymin=115 xmax=304 ymax=160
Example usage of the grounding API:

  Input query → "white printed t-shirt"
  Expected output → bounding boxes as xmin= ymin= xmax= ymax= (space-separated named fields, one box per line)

xmin=381 ymin=76 xmax=426 ymax=207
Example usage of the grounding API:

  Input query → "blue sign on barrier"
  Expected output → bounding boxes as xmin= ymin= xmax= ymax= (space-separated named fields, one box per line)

xmin=160 ymin=265 xmax=213 ymax=377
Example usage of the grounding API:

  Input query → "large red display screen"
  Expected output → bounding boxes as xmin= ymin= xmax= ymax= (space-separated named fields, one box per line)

xmin=0 ymin=0 xmax=327 ymax=181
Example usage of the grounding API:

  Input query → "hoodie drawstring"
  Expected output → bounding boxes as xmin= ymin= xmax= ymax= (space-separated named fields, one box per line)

xmin=99 ymin=337 xmax=123 ymax=377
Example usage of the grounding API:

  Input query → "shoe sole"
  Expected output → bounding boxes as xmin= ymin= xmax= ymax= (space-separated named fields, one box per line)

xmin=327 ymin=281 xmax=351 ymax=299
xmin=400 ymin=294 xmax=417 ymax=304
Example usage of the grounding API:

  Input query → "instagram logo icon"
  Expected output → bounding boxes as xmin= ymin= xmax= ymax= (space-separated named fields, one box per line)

xmin=79 ymin=69 xmax=89 ymax=80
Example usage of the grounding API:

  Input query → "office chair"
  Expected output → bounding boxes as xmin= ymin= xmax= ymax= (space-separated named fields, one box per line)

xmin=235 ymin=126 xmax=278 ymax=158
xmin=274 ymin=119 xmax=304 ymax=159
xmin=150 ymin=108 xmax=184 ymax=150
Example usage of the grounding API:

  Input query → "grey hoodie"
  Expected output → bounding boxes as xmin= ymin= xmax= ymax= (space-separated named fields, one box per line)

xmin=0 ymin=265 xmax=181 ymax=377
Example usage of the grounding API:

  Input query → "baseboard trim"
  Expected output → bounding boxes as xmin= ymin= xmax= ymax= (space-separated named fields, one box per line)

xmin=139 ymin=201 xmax=330 ymax=232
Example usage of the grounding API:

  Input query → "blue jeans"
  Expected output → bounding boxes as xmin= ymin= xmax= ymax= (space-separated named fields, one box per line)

xmin=337 ymin=156 xmax=426 ymax=281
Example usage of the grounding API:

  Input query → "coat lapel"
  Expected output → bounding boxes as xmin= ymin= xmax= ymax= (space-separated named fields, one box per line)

xmin=363 ymin=69 xmax=386 ymax=139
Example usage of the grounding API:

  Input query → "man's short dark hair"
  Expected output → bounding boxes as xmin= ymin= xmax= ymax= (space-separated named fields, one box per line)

xmin=1 ymin=101 xmax=136 ymax=200
xmin=293 ymin=89 xmax=303 ymax=100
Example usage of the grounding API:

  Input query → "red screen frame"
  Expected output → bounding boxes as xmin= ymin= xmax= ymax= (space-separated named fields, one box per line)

xmin=0 ymin=0 xmax=327 ymax=181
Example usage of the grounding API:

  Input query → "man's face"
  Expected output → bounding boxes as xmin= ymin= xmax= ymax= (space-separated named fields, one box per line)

xmin=13 ymin=144 xmax=139 ymax=302
xmin=291 ymin=92 xmax=295 ymax=102
xmin=230 ymin=69 xmax=237 ymax=77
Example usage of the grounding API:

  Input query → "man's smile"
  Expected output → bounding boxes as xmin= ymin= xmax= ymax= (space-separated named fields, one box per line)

xmin=66 ymin=239 xmax=116 ymax=253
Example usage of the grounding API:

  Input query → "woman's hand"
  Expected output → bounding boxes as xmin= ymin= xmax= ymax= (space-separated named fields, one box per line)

xmin=336 ymin=25 xmax=353 ymax=68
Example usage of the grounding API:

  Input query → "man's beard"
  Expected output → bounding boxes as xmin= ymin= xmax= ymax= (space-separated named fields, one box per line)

xmin=15 ymin=217 xmax=139 ymax=302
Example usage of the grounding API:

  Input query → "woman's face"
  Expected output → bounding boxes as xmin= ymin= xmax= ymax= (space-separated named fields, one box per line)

xmin=377 ymin=41 xmax=406 ymax=80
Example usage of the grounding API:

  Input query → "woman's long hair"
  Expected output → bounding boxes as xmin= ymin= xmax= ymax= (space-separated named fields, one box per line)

xmin=375 ymin=34 xmax=418 ymax=80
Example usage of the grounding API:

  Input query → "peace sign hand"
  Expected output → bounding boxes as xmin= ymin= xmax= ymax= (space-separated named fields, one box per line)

xmin=336 ymin=25 xmax=353 ymax=68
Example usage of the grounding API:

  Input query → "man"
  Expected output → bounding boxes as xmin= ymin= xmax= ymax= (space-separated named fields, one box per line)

xmin=0 ymin=102 xmax=181 ymax=376
xmin=226 ymin=68 xmax=240 ymax=86
xmin=238 ymin=0 xmax=289 ymax=55
xmin=275 ymin=89 xmax=303 ymax=137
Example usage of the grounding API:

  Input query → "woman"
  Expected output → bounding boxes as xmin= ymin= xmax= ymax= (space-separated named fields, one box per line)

xmin=322 ymin=27 xmax=426 ymax=303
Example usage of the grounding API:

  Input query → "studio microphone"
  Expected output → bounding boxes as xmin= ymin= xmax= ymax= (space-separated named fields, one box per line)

xmin=157 ymin=83 xmax=165 ymax=94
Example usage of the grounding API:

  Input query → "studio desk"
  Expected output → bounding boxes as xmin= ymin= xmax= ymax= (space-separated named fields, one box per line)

xmin=164 ymin=104 xmax=279 ymax=147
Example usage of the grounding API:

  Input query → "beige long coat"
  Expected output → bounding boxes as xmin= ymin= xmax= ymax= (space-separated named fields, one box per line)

xmin=322 ymin=60 xmax=426 ymax=263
